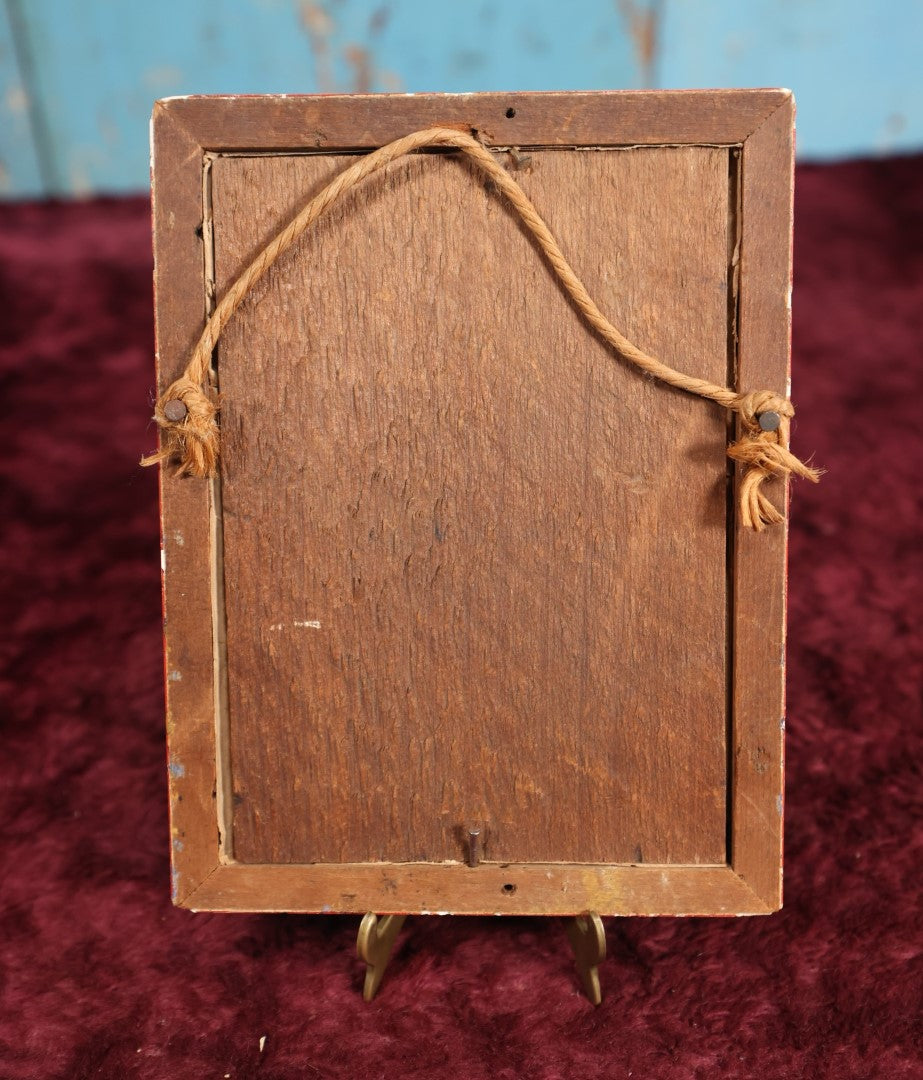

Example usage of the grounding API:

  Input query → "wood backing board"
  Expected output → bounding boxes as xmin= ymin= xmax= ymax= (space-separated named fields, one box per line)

xmin=153 ymin=91 xmax=794 ymax=916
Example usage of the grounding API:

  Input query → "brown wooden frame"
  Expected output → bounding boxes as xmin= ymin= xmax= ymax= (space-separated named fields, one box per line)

xmin=154 ymin=90 xmax=793 ymax=916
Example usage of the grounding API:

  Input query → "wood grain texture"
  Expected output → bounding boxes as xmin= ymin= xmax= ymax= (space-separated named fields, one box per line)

xmin=183 ymin=862 xmax=772 ymax=917
xmin=210 ymin=145 xmax=732 ymax=867
xmin=159 ymin=90 xmax=789 ymax=151
xmin=731 ymin=95 xmax=795 ymax=909
xmin=152 ymin=105 xmax=223 ymax=903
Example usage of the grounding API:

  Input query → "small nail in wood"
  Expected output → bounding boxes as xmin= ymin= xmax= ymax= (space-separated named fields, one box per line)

xmin=467 ymin=828 xmax=481 ymax=868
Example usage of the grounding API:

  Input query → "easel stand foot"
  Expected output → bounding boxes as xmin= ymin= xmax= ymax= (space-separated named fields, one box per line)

xmin=356 ymin=911 xmax=606 ymax=1004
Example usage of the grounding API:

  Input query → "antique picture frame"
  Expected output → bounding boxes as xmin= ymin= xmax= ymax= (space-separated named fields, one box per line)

xmin=153 ymin=90 xmax=793 ymax=917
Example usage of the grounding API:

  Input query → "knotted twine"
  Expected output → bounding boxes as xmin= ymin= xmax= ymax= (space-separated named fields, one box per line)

xmin=142 ymin=125 xmax=820 ymax=530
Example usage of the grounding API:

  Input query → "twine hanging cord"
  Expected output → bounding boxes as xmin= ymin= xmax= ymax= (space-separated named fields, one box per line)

xmin=142 ymin=125 xmax=820 ymax=530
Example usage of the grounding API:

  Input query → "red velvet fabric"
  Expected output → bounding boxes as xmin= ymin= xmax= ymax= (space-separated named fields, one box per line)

xmin=1 ymin=157 xmax=920 ymax=1079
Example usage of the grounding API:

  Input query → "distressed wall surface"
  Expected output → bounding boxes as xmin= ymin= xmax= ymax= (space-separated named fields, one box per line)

xmin=1 ymin=0 xmax=921 ymax=195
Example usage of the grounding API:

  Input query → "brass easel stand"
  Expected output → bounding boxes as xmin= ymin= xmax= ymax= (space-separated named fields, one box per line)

xmin=356 ymin=911 xmax=607 ymax=1004
xmin=356 ymin=913 xmax=408 ymax=1002
xmin=566 ymin=912 xmax=607 ymax=1006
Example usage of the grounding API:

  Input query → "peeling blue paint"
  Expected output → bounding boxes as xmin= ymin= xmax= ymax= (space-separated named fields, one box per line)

xmin=168 ymin=760 xmax=185 ymax=779
xmin=1 ymin=0 xmax=920 ymax=196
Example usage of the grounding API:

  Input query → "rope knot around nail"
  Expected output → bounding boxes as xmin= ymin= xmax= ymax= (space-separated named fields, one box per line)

xmin=735 ymin=389 xmax=794 ymax=432
xmin=727 ymin=390 xmax=821 ymax=532
xmin=142 ymin=376 xmax=219 ymax=479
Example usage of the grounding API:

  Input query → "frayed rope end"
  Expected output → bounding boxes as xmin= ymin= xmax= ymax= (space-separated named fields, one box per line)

xmin=140 ymin=377 xmax=220 ymax=479
xmin=728 ymin=390 xmax=822 ymax=532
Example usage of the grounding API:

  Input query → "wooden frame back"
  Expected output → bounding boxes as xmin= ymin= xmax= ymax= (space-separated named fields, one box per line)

xmin=154 ymin=91 xmax=793 ymax=916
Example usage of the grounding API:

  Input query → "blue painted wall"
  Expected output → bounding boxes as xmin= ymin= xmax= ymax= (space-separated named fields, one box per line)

xmin=1 ymin=0 xmax=921 ymax=197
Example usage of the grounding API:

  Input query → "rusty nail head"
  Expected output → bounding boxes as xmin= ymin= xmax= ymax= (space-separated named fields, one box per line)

xmin=164 ymin=399 xmax=188 ymax=422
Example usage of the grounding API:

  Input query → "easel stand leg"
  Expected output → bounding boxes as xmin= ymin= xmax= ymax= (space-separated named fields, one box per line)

xmin=357 ymin=913 xmax=407 ymax=1002
xmin=357 ymin=911 xmax=606 ymax=1004
xmin=566 ymin=912 xmax=607 ymax=1006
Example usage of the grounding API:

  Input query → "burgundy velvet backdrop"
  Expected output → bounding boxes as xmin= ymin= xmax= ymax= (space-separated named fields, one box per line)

xmin=1 ymin=157 xmax=920 ymax=1079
